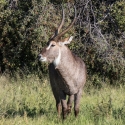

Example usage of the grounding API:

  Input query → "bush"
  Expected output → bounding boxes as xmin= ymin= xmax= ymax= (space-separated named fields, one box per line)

xmin=111 ymin=0 xmax=125 ymax=32
xmin=0 ymin=0 xmax=125 ymax=85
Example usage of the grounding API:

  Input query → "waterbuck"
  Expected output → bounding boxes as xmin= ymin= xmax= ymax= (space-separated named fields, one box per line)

xmin=38 ymin=6 xmax=86 ymax=119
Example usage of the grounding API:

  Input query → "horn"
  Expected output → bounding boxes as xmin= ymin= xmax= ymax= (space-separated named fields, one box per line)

xmin=55 ymin=5 xmax=77 ymax=41
xmin=50 ymin=5 xmax=65 ymax=40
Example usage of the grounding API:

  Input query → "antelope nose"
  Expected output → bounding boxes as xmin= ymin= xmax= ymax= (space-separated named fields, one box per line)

xmin=37 ymin=54 xmax=41 ymax=60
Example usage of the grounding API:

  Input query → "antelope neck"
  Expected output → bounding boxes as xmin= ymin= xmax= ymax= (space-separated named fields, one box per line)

xmin=54 ymin=46 xmax=76 ymax=72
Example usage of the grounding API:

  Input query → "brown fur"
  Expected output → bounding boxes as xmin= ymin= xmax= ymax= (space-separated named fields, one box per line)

xmin=38 ymin=39 xmax=86 ymax=119
xmin=38 ymin=4 xmax=85 ymax=120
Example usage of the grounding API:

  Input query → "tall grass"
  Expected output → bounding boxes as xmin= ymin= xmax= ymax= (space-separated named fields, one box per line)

xmin=0 ymin=75 xmax=125 ymax=125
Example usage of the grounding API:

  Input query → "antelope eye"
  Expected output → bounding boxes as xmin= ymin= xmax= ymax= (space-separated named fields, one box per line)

xmin=51 ymin=44 xmax=55 ymax=47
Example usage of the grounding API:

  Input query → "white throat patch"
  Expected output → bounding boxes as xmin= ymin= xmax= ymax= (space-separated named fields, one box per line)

xmin=53 ymin=48 xmax=61 ymax=67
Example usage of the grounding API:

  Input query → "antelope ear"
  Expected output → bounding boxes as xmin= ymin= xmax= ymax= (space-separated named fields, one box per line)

xmin=59 ymin=36 xmax=73 ymax=46
xmin=63 ymin=36 xmax=73 ymax=45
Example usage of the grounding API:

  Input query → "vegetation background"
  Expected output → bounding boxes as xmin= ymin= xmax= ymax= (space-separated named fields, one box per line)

xmin=0 ymin=0 xmax=125 ymax=124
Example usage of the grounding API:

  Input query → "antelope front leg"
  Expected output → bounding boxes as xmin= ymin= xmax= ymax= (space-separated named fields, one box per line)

xmin=74 ymin=88 xmax=83 ymax=117
xmin=56 ymin=100 xmax=61 ymax=118
xmin=67 ymin=95 xmax=74 ymax=114
xmin=60 ymin=92 xmax=67 ymax=119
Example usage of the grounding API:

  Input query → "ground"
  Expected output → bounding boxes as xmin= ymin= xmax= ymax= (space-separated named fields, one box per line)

xmin=0 ymin=75 xmax=125 ymax=125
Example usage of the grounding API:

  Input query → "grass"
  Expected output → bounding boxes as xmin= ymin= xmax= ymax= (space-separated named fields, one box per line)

xmin=0 ymin=75 xmax=125 ymax=125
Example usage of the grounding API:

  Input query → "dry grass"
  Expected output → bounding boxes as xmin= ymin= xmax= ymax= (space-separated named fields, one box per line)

xmin=0 ymin=75 xmax=125 ymax=125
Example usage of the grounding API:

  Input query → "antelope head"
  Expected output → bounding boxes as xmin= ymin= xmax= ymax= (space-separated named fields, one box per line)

xmin=38 ymin=6 xmax=77 ymax=66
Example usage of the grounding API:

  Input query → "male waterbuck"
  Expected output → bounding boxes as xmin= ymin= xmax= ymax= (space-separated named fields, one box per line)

xmin=38 ymin=6 xmax=86 ymax=119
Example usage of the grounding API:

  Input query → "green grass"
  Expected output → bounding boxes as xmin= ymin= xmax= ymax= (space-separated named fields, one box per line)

xmin=0 ymin=75 xmax=125 ymax=125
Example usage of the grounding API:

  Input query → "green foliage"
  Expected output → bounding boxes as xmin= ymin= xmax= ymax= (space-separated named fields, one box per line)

xmin=0 ymin=76 xmax=125 ymax=124
xmin=0 ymin=0 xmax=76 ymax=75
xmin=111 ymin=0 xmax=125 ymax=31
xmin=0 ymin=0 xmax=53 ymax=74
xmin=50 ymin=0 xmax=75 ymax=4
xmin=73 ymin=0 xmax=125 ymax=85
xmin=0 ymin=75 xmax=53 ymax=118
xmin=0 ymin=0 xmax=125 ymax=85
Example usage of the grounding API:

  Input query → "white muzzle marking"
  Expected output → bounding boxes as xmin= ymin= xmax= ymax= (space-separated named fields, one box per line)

xmin=38 ymin=54 xmax=47 ymax=62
